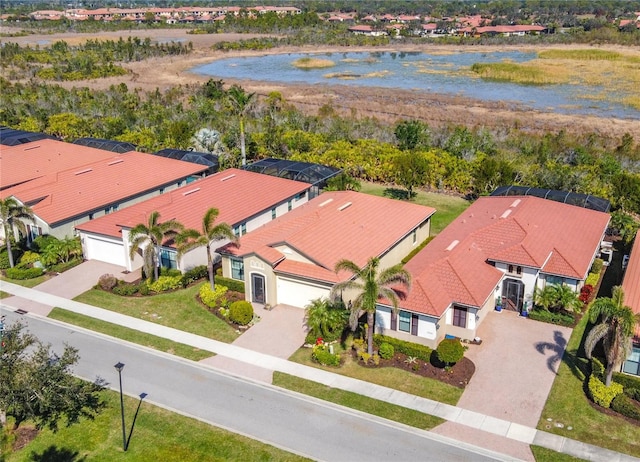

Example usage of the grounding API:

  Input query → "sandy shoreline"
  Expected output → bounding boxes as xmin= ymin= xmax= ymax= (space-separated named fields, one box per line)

xmin=4 ymin=28 xmax=640 ymax=139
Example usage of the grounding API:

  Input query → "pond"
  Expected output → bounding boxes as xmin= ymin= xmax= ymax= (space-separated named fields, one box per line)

xmin=192 ymin=50 xmax=640 ymax=120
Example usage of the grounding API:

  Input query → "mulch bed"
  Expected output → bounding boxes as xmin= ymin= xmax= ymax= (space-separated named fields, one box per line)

xmin=353 ymin=351 xmax=475 ymax=389
xmin=12 ymin=426 xmax=39 ymax=451
xmin=198 ymin=290 xmax=250 ymax=330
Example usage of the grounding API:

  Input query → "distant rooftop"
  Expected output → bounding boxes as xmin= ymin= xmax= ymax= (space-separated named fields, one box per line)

xmin=0 ymin=126 xmax=56 ymax=146
xmin=491 ymin=185 xmax=610 ymax=213
xmin=73 ymin=137 xmax=137 ymax=154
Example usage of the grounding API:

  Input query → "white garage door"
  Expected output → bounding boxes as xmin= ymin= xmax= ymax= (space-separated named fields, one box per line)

xmin=83 ymin=235 xmax=126 ymax=267
xmin=276 ymin=276 xmax=330 ymax=308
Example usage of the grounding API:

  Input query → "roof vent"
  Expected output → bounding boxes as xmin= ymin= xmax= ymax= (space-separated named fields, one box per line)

xmin=74 ymin=168 xmax=93 ymax=175
xmin=338 ymin=202 xmax=352 ymax=211
xmin=220 ymin=174 xmax=236 ymax=182
xmin=319 ymin=198 xmax=334 ymax=207
xmin=510 ymin=199 xmax=521 ymax=208
xmin=500 ymin=209 xmax=512 ymax=219
xmin=445 ymin=240 xmax=459 ymax=251
xmin=24 ymin=145 xmax=40 ymax=151
xmin=182 ymin=187 xmax=201 ymax=196
xmin=108 ymin=159 xmax=124 ymax=166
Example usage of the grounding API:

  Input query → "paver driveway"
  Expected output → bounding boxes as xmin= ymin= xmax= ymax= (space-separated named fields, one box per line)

xmin=432 ymin=309 xmax=572 ymax=461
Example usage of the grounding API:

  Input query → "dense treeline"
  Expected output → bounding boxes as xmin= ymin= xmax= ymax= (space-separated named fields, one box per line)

xmin=1 ymin=37 xmax=192 ymax=81
xmin=2 ymin=77 xmax=639 ymax=218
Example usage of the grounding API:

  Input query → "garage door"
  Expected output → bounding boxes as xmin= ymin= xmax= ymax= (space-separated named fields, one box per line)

xmin=276 ymin=276 xmax=330 ymax=308
xmin=83 ymin=235 xmax=126 ymax=267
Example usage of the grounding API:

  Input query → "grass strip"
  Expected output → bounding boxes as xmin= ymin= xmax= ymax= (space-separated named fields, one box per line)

xmin=0 ymin=274 xmax=52 ymax=288
xmin=538 ymin=314 xmax=640 ymax=458
xmin=273 ymin=372 xmax=444 ymax=430
xmin=530 ymin=445 xmax=586 ymax=461
xmin=6 ymin=390 xmax=308 ymax=462
xmin=48 ymin=308 xmax=212 ymax=361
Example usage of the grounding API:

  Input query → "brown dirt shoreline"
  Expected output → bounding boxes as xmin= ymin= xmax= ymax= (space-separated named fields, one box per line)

xmin=4 ymin=27 xmax=640 ymax=139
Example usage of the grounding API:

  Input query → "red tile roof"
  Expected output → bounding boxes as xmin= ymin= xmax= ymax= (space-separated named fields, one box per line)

xmin=221 ymin=191 xmax=436 ymax=283
xmin=1 ymin=150 xmax=207 ymax=226
xmin=0 ymin=139 xmax=117 ymax=190
xmin=622 ymin=236 xmax=640 ymax=344
xmin=75 ymin=168 xmax=310 ymax=239
xmin=402 ymin=196 xmax=610 ymax=317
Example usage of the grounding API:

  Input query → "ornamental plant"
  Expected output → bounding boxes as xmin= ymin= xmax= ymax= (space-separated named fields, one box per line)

xmin=436 ymin=338 xmax=465 ymax=367
xmin=229 ymin=300 xmax=253 ymax=325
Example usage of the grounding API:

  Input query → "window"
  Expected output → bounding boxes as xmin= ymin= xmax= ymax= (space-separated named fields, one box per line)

xmin=508 ymin=265 xmax=522 ymax=275
xmin=27 ymin=225 xmax=42 ymax=244
xmin=411 ymin=314 xmax=419 ymax=335
xmin=452 ymin=307 xmax=467 ymax=328
xmin=412 ymin=230 xmax=417 ymax=244
xmin=231 ymin=257 xmax=244 ymax=280
xmin=288 ymin=200 xmax=292 ymax=211
xmin=295 ymin=192 xmax=305 ymax=202
xmin=233 ymin=226 xmax=240 ymax=237
xmin=160 ymin=249 xmax=177 ymax=269
xmin=240 ymin=223 xmax=247 ymax=236
xmin=88 ymin=213 xmax=94 ymax=220
xmin=160 ymin=187 xmax=165 ymax=194
xmin=546 ymin=275 xmax=564 ymax=286
xmin=623 ymin=346 xmax=640 ymax=376
xmin=398 ymin=311 xmax=411 ymax=332
xmin=271 ymin=208 xmax=276 ymax=220
xmin=104 ymin=204 xmax=118 ymax=215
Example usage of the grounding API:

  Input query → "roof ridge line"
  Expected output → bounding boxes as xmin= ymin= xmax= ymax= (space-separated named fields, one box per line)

xmin=444 ymin=258 xmax=480 ymax=306
xmin=548 ymin=246 xmax=581 ymax=277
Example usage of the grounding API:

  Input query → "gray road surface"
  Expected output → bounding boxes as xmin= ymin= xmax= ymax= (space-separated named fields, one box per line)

xmin=2 ymin=309 xmax=513 ymax=462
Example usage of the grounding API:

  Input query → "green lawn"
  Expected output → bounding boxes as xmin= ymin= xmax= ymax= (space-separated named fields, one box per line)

xmin=0 ymin=273 xmax=52 ymax=288
xmin=288 ymin=346 xmax=463 ymax=405
xmin=359 ymin=181 xmax=470 ymax=235
xmin=5 ymin=390 xmax=308 ymax=462
xmin=537 ymin=314 xmax=640 ymax=458
xmin=73 ymin=283 xmax=239 ymax=343
xmin=48 ymin=308 xmax=212 ymax=361
xmin=273 ymin=372 xmax=444 ymax=429
xmin=530 ymin=446 xmax=586 ymax=462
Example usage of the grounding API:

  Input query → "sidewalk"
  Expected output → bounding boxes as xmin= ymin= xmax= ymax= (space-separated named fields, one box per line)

xmin=0 ymin=281 xmax=637 ymax=462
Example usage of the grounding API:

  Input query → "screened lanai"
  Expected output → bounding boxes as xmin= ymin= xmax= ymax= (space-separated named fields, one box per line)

xmin=0 ymin=126 xmax=56 ymax=146
xmin=153 ymin=149 xmax=219 ymax=175
xmin=73 ymin=138 xmax=137 ymax=154
xmin=491 ymin=185 xmax=610 ymax=213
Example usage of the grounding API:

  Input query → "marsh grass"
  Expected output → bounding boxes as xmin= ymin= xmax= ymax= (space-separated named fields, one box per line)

xmin=292 ymin=57 xmax=334 ymax=69
xmin=538 ymin=49 xmax=622 ymax=61
xmin=471 ymin=61 xmax=570 ymax=85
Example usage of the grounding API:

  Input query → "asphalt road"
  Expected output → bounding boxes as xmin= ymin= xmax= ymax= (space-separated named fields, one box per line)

xmin=1 ymin=309 xmax=511 ymax=462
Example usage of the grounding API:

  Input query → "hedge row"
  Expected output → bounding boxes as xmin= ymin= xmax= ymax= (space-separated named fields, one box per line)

xmin=528 ymin=309 xmax=575 ymax=327
xmin=373 ymin=334 xmax=432 ymax=362
xmin=4 ymin=267 xmax=44 ymax=279
xmin=216 ymin=275 xmax=245 ymax=294
xmin=588 ymin=375 xmax=623 ymax=408
xmin=401 ymin=236 xmax=435 ymax=264
xmin=613 ymin=372 xmax=640 ymax=391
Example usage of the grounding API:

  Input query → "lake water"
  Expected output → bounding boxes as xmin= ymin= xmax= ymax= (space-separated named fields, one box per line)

xmin=192 ymin=50 xmax=640 ymax=120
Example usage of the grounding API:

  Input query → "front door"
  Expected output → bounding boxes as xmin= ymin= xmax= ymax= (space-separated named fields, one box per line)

xmin=503 ymin=279 xmax=524 ymax=312
xmin=251 ymin=274 xmax=265 ymax=304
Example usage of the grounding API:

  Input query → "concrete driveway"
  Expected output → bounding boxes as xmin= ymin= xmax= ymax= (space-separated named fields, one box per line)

xmin=201 ymin=304 xmax=307 ymax=383
xmin=432 ymin=309 xmax=572 ymax=461
xmin=2 ymin=260 xmax=139 ymax=316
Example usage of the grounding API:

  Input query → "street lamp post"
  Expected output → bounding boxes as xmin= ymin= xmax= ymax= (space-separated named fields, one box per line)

xmin=114 ymin=362 xmax=126 ymax=452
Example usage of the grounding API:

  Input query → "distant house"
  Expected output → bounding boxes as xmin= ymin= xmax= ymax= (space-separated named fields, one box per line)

xmin=76 ymin=169 xmax=311 ymax=272
xmin=347 ymin=24 xmax=387 ymax=36
xmin=457 ymin=24 xmax=546 ymax=37
xmin=218 ymin=191 xmax=435 ymax=308
xmin=375 ymin=196 xmax=610 ymax=348
xmin=622 ymin=236 xmax=640 ymax=376
xmin=0 ymin=139 xmax=206 ymax=242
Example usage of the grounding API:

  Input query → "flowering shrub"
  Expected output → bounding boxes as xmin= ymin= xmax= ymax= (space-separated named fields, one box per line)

xmin=312 ymin=343 xmax=341 ymax=366
xmin=147 ymin=275 xmax=183 ymax=293
xmin=579 ymin=284 xmax=594 ymax=303
xmin=199 ymin=284 xmax=229 ymax=308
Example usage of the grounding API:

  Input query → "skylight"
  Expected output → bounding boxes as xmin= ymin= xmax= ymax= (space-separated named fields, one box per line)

xmin=182 ymin=188 xmax=201 ymax=196
xmin=446 ymin=240 xmax=459 ymax=251
xmin=74 ymin=168 xmax=93 ymax=175
xmin=338 ymin=202 xmax=352 ymax=211
xmin=500 ymin=209 xmax=512 ymax=219
xmin=319 ymin=198 xmax=334 ymax=207
xmin=220 ymin=174 xmax=236 ymax=182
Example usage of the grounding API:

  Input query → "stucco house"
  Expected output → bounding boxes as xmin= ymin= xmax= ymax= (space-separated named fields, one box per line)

xmin=76 ymin=169 xmax=311 ymax=272
xmin=622 ymin=236 xmax=640 ymax=376
xmin=218 ymin=190 xmax=436 ymax=308
xmin=375 ymin=195 xmax=611 ymax=349
xmin=0 ymin=139 xmax=207 ymax=243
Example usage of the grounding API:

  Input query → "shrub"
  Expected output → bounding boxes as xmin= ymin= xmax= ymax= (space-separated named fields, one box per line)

xmin=436 ymin=338 xmax=465 ymax=366
xmin=138 ymin=283 xmax=150 ymax=296
xmin=112 ymin=282 xmax=139 ymax=296
xmin=378 ymin=342 xmax=395 ymax=359
xmin=216 ymin=275 xmax=245 ymax=293
xmin=591 ymin=357 xmax=605 ymax=380
xmin=579 ymin=284 xmax=594 ymax=303
xmin=147 ymin=275 xmax=183 ymax=293
xmin=359 ymin=351 xmax=371 ymax=364
xmin=312 ymin=344 xmax=340 ymax=366
xmin=372 ymin=354 xmax=380 ymax=366
xmin=625 ymin=388 xmax=640 ymax=402
xmin=5 ymin=267 xmax=44 ymax=280
xmin=49 ymin=258 xmax=82 ymax=273
xmin=17 ymin=251 xmax=40 ymax=268
xmin=229 ymin=300 xmax=253 ymax=325
xmin=352 ymin=338 xmax=365 ymax=353
xmin=611 ymin=393 xmax=640 ymax=421
xmin=528 ymin=308 xmax=575 ymax=327
xmin=98 ymin=273 xmax=118 ymax=291
xmin=32 ymin=235 xmax=58 ymax=253
xmin=159 ymin=267 xmax=182 ymax=278
xmin=613 ymin=372 xmax=640 ymax=391
xmin=401 ymin=236 xmax=435 ymax=264
xmin=591 ymin=258 xmax=604 ymax=274
xmin=373 ymin=334 xmax=432 ymax=361
xmin=0 ymin=248 xmax=22 ymax=269
xmin=181 ymin=265 xmax=208 ymax=287
xmin=588 ymin=375 xmax=623 ymax=408
xmin=199 ymin=284 xmax=229 ymax=308
xmin=585 ymin=272 xmax=599 ymax=287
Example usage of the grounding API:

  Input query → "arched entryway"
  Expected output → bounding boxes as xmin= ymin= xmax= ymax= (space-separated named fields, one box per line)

xmin=502 ymin=279 xmax=525 ymax=313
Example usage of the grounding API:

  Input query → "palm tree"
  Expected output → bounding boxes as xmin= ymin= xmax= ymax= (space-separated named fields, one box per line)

xmin=226 ymin=85 xmax=255 ymax=167
xmin=0 ymin=197 xmax=34 ymax=268
xmin=534 ymin=283 xmax=583 ymax=313
xmin=331 ymin=257 xmax=412 ymax=355
xmin=175 ymin=208 xmax=237 ymax=290
xmin=585 ymin=286 xmax=639 ymax=386
xmin=129 ymin=211 xmax=183 ymax=281
xmin=304 ymin=298 xmax=348 ymax=341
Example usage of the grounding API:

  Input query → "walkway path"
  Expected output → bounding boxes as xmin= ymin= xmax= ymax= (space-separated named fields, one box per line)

xmin=0 ymin=281 xmax=637 ymax=462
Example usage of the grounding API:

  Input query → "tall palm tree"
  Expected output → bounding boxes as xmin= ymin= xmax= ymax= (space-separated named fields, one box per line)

xmin=175 ymin=208 xmax=237 ymax=289
xmin=585 ymin=286 xmax=639 ymax=386
xmin=331 ymin=257 xmax=412 ymax=355
xmin=0 ymin=197 xmax=34 ymax=268
xmin=226 ymin=84 xmax=255 ymax=167
xmin=129 ymin=211 xmax=183 ymax=281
